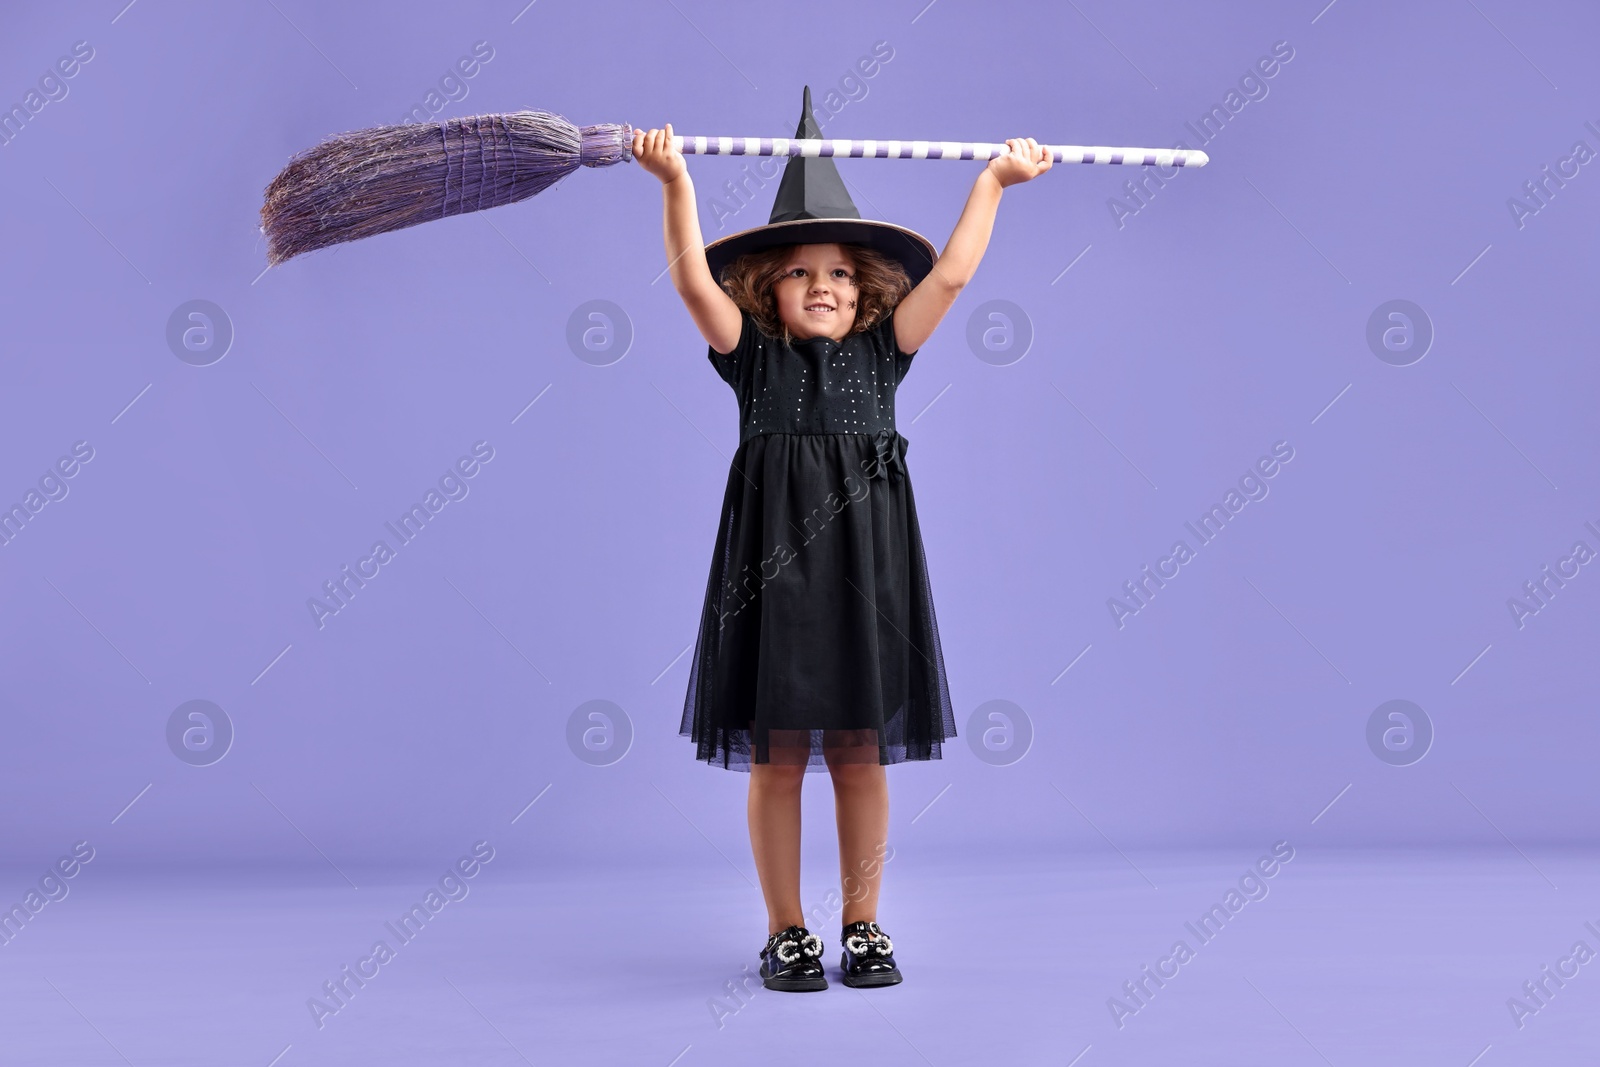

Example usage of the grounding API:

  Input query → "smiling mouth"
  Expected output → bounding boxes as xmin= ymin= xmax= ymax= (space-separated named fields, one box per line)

xmin=805 ymin=303 xmax=835 ymax=313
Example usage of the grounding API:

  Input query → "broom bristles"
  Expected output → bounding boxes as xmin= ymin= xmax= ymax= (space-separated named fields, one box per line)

xmin=260 ymin=110 xmax=632 ymax=265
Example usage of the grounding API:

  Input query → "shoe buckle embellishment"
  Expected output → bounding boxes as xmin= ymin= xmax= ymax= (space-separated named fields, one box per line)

xmin=776 ymin=932 xmax=824 ymax=964
xmin=845 ymin=927 xmax=893 ymax=957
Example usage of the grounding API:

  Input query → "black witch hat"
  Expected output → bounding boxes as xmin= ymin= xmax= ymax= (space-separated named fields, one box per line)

xmin=703 ymin=85 xmax=938 ymax=288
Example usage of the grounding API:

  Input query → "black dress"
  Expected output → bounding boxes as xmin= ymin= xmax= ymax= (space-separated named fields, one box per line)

xmin=680 ymin=304 xmax=957 ymax=771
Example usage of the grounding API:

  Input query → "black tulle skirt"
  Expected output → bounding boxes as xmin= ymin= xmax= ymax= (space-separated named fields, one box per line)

xmin=680 ymin=431 xmax=956 ymax=771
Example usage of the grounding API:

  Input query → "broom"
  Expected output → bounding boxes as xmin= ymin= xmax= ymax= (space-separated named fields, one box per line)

xmin=259 ymin=109 xmax=1208 ymax=266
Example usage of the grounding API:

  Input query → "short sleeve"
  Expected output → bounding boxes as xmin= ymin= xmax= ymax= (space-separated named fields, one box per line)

xmin=873 ymin=306 xmax=918 ymax=386
xmin=707 ymin=309 xmax=756 ymax=391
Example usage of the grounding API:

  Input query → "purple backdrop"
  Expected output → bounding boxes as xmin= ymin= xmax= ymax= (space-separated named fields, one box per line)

xmin=2 ymin=0 xmax=1596 ymax=876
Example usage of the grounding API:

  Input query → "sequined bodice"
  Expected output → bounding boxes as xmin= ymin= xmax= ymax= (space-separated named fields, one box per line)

xmin=708 ymin=308 xmax=917 ymax=445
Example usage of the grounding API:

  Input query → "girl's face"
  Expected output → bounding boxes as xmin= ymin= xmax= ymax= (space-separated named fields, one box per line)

xmin=772 ymin=243 xmax=858 ymax=341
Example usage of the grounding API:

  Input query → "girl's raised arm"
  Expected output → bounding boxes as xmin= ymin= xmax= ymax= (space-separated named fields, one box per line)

xmin=893 ymin=137 xmax=1052 ymax=355
xmin=635 ymin=124 xmax=743 ymax=355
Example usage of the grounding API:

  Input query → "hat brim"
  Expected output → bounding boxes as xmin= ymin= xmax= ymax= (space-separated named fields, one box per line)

xmin=704 ymin=218 xmax=939 ymax=290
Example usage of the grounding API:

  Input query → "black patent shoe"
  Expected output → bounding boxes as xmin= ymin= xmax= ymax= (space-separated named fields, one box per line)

xmin=839 ymin=920 xmax=903 ymax=987
xmin=758 ymin=925 xmax=828 ymax=991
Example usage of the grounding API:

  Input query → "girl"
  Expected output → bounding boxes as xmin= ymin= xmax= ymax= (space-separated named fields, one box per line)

xmin=634 ymin=87 xmax=1051 ymax=992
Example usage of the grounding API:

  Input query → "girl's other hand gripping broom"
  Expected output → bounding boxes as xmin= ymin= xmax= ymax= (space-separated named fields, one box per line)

xmin=634 ymin=122 xmax=686 ymax=186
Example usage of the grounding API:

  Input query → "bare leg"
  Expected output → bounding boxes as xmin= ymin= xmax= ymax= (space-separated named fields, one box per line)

xmin=748 ymin=754 xmax=807 ymax=936
xmin=826 ymin=754 xmax=889 ymax=927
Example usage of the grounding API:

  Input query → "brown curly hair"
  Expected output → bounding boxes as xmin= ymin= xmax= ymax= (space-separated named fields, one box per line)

xmin=717 ymin=242 xmax=913 ymax=346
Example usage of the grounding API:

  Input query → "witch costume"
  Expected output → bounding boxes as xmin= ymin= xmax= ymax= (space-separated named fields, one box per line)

xmin=680 ymin=86 xmax=957 ymax=772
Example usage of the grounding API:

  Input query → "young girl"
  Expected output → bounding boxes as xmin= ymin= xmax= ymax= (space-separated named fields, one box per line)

xmin=634 ymin=87 xmax=1051 ymax=992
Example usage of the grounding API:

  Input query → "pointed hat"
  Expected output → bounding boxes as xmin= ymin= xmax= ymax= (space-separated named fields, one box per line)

xmin=703 ymin=85 xmax=938 ymax=287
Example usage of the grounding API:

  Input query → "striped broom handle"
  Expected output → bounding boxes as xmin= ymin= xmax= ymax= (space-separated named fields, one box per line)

xmin=662 ymin=134 xmax=1208 ymax=168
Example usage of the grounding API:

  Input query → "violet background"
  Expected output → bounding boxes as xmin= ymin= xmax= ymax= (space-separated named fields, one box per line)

xmin=0 ymin=1 xmax=1597 ymax=1063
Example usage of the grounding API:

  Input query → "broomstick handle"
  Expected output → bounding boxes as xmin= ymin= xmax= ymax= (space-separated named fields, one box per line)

xmin=656 ymin=132 xmax=1208 ymax=168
